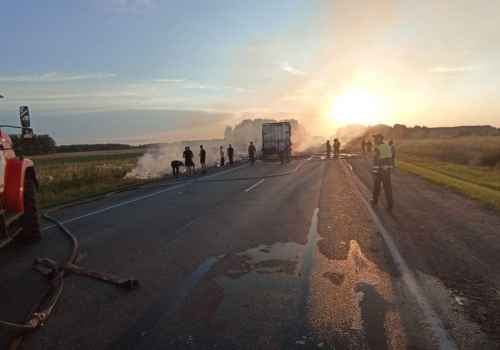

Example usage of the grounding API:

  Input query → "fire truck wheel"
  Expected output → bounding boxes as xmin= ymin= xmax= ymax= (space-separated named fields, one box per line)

xmin=15 ymin=179 xmax=42 ymax=243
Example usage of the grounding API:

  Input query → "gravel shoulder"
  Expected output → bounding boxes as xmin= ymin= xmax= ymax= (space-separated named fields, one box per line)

xmin=347 ymin=157 xmax=500 ymax=349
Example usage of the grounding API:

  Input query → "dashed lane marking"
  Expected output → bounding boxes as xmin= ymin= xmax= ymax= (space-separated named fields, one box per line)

xmin=244 ymin=179 xmax=265 ymax=193
xmin=42 ymin=164 xmax=251 ymax=231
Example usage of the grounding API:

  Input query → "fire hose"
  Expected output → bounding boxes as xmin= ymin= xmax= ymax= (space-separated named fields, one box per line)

xmin=0 ymin=153 xmax=361 ymax=348
xmin=1 ymin=197 xmax=140 ymax=350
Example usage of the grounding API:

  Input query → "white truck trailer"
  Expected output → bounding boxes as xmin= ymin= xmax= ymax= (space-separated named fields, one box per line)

xmin=261 ymin=122 xmax=292 ymax=158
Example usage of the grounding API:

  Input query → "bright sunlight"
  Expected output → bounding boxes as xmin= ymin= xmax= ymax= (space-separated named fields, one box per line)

xmin=330 ymin=90 xmax=385 ymax=126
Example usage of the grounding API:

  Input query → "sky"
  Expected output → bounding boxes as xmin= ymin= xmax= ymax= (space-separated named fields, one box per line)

xmin=0 ymin=0 xmax=499 ymax=145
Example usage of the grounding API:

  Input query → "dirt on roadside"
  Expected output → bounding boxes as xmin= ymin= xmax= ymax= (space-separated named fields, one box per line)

xmin=348 ymin=157 xmax=500 ymax=349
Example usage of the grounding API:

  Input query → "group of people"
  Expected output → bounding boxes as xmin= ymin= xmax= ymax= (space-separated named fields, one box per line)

xmin=170 ymin=141 xmax=260 ymax=177
xmin=326 ymin=139 xmax=341 ymax=158
xmin=361 ymin=139 xmax=373 ymax=156
xmin=172 ymin=144 xmax=236 ymax=178
xmin=219 ymin=144 xmax=235 ymax=167
xmin=277 ymin=139 xmax=292 ymax=164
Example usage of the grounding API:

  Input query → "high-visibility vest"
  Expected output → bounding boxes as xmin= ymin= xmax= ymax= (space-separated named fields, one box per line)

xmin=376 ymin=143 xmax=392 ymax=159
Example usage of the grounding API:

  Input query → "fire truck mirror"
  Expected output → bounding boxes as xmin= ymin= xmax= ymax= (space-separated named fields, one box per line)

xmin=22 ymin=128 xmax=34 ymax=139
xmin=20 ymin=106 xmax=31 ymax=128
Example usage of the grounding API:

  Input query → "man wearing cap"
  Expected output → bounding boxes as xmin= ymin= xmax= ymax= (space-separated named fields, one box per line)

xmin=370 ymin=134 xmax=394 ymax=211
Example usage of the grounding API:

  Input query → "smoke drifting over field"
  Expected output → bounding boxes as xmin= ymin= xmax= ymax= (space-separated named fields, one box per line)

xmin=125 ymin=118 xmax=325 ymax=179
xmin=125 ymin=143 xmax=225 ymax=179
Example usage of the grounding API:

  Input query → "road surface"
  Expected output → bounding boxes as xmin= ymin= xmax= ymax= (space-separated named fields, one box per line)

xmin=0 ymin=155 xmax=498 ymax=349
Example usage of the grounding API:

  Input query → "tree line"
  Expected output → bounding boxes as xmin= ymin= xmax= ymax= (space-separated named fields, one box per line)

xmin=7 ymin=133 xmax=146 ymax=155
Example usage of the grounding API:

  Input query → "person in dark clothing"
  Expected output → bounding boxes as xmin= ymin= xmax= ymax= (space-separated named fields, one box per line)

xmin=182 ymin=146 xmax=194 ymax=177
xmin=188 ymin=146 xmax=197 ymax=173
xmin=285 ymin=139 xmax=292 ymax=162
xmin=361 ymin=139 xmax=366 ymax=155
xmin=389 ymin=140 xmax=396 ymax=171
xmin=370 ymin=134 xmax=393 ymax=211
xmin=366 ymin=140 xmax=373 ymax=156
xmin=227 ymin=144 xmax=235 ymax=165
xmin=219 ymin=146 xmax=225 ymax=166
xmin=248 ymin=142 xmax=256 ymax=165
xmin=199 ymin=145 xmax=207 ymax=174
xmin=333 ymin=138 xmax=340 ymax=158
xmin=171 ymin=160 xmax=184 ymax=178
xmin=326 ymin=140 xmax=332 ymax=158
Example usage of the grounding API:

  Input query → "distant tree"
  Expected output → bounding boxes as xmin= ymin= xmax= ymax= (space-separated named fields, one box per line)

xmin=224 ymin=126 xmax=233 ymax=139
xmin=9 ymin=134 xmax=57 ymax=155
xmin=56 ymin=143 xmax=134 ymax=153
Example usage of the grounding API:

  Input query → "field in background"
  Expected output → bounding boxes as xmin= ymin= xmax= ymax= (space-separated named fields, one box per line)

xmin=395 ymin=136 xmax=500 ymax=210
xmin=30 ymin=136 xmax=500 ymax=210
xmin=32 ymin=151 xmax=148 ymax=208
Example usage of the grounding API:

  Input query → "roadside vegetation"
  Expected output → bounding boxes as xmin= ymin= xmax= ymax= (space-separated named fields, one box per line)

xmin=32 ymin=151 xmax=150 ymax=208
xmin=396 ymin=136 xmax=500 ymax=210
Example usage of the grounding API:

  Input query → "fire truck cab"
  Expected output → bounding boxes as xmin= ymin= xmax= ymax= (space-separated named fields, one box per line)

xmin=0 ymin=106 xmax=42 ymax=249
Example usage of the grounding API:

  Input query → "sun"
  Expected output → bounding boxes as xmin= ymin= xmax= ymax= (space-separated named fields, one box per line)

xmin=330 ymin=90 xmax=384 ymax=125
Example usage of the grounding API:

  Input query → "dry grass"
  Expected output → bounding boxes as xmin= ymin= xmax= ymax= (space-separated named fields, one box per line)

xmin=394 ymin=136 xmax=500 ymax=210
xmin=396 ymin=136 xmax=500 ymax=168
xmin=33 ymin=151 xmax=150 ymax=208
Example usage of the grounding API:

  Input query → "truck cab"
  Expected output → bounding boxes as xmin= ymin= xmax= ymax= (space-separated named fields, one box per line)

xmin=0 ymin=106 xmax=42 ymax=249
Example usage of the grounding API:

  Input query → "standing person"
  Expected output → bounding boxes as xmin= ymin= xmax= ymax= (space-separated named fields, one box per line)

xmin=248 ymin=141 xmax=256 ymax=165
xmin=333 ymin=138 xmax=341 ymax=158
xmin=361 ymin=139 xmax=366 ymax=155
xmin=188 ymin=146 xmax=197 ymax=174
xmin=370 ymin=134 xmax=393 ymax=211
xmin=182 ymin=146 xmax=194 ymax=177
xmin=199 ymin=145 xmax=207 ymax=174
xmin=220 ymin=146 xmax=225 ymax=166
xmin=227 ymin=144 xmax=235 ymax=165
xmin=326 ymin=140 xmax=332 ymax=158
xmin=285 ymin=139 xmax=292 ymax=162
xmin=277 ymin=140 xmax=285 ymax=164
xmin=389 ymin=140 xmax=396 ymax=171
xmin=170 ymin=160 xmax=184 ymax=178
xmin=366 ymin=140 xmax=373 ymax=156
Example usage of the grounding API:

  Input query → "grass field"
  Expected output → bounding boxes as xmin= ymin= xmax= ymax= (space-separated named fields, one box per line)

xmin=32 ymin=151 xmax=149 ymax=208
xmin=395 ymin=136 xmax=500 ymax=210
xmin=32 ymin=136 xmax=500 ymax=209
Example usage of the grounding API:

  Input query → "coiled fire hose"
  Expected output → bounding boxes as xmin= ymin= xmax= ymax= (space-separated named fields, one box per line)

xmin=1 ymin=197 xmax=140 ymax=350
xmin=0 ymin=153 xmax=362 ymax=349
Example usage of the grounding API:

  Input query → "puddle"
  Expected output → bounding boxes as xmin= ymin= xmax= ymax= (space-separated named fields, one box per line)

xmin=216 ymin=208 xmax=319 ymax=292
xmin=160 ymin=207 xmax=397 ymax=348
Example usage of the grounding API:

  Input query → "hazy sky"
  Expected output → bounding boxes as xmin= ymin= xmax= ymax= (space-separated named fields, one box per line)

xmin=1 ymin=0 xmax=499 ymax=145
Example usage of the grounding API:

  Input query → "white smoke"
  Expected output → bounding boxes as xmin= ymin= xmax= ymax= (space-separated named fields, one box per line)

xmin=125 ymin=141 xmax=243 ymax=179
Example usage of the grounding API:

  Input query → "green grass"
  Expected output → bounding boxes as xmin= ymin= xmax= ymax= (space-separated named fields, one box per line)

xmin=397 ymin=160 xmax=500 ymax=211
xmin=397 ymin=136 xmax=500 ymax=168
xmin=34 ymin=151 xmax=153 ymax=208
xmin=388 ymin=136 xmax=500 ymax=210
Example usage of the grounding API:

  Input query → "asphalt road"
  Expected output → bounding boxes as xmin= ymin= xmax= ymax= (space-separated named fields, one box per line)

xmin=0 ymin=155 xmax=497 ymax=349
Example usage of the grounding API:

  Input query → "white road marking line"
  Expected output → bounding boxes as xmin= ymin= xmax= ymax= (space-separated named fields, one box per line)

xmin=341 ymin=160 xmax=457 ymax=350
xmin=290 ymin=160 xmax=297 ymax=164
xmin=244 ymin=179 xmax=265 ymax=193
xmin=42 ymin=182 xmax=192 ymax=230
xmin=43 ymin=163 xmax=252 ymax=231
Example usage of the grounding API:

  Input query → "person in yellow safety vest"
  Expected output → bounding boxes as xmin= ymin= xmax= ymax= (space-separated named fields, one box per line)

xmin=370 ymin=133 xmax=394 ymax=211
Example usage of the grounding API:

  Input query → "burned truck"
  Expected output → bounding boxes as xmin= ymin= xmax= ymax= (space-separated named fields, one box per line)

xmin=261 ymin=122 xmax=291 ymax=158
